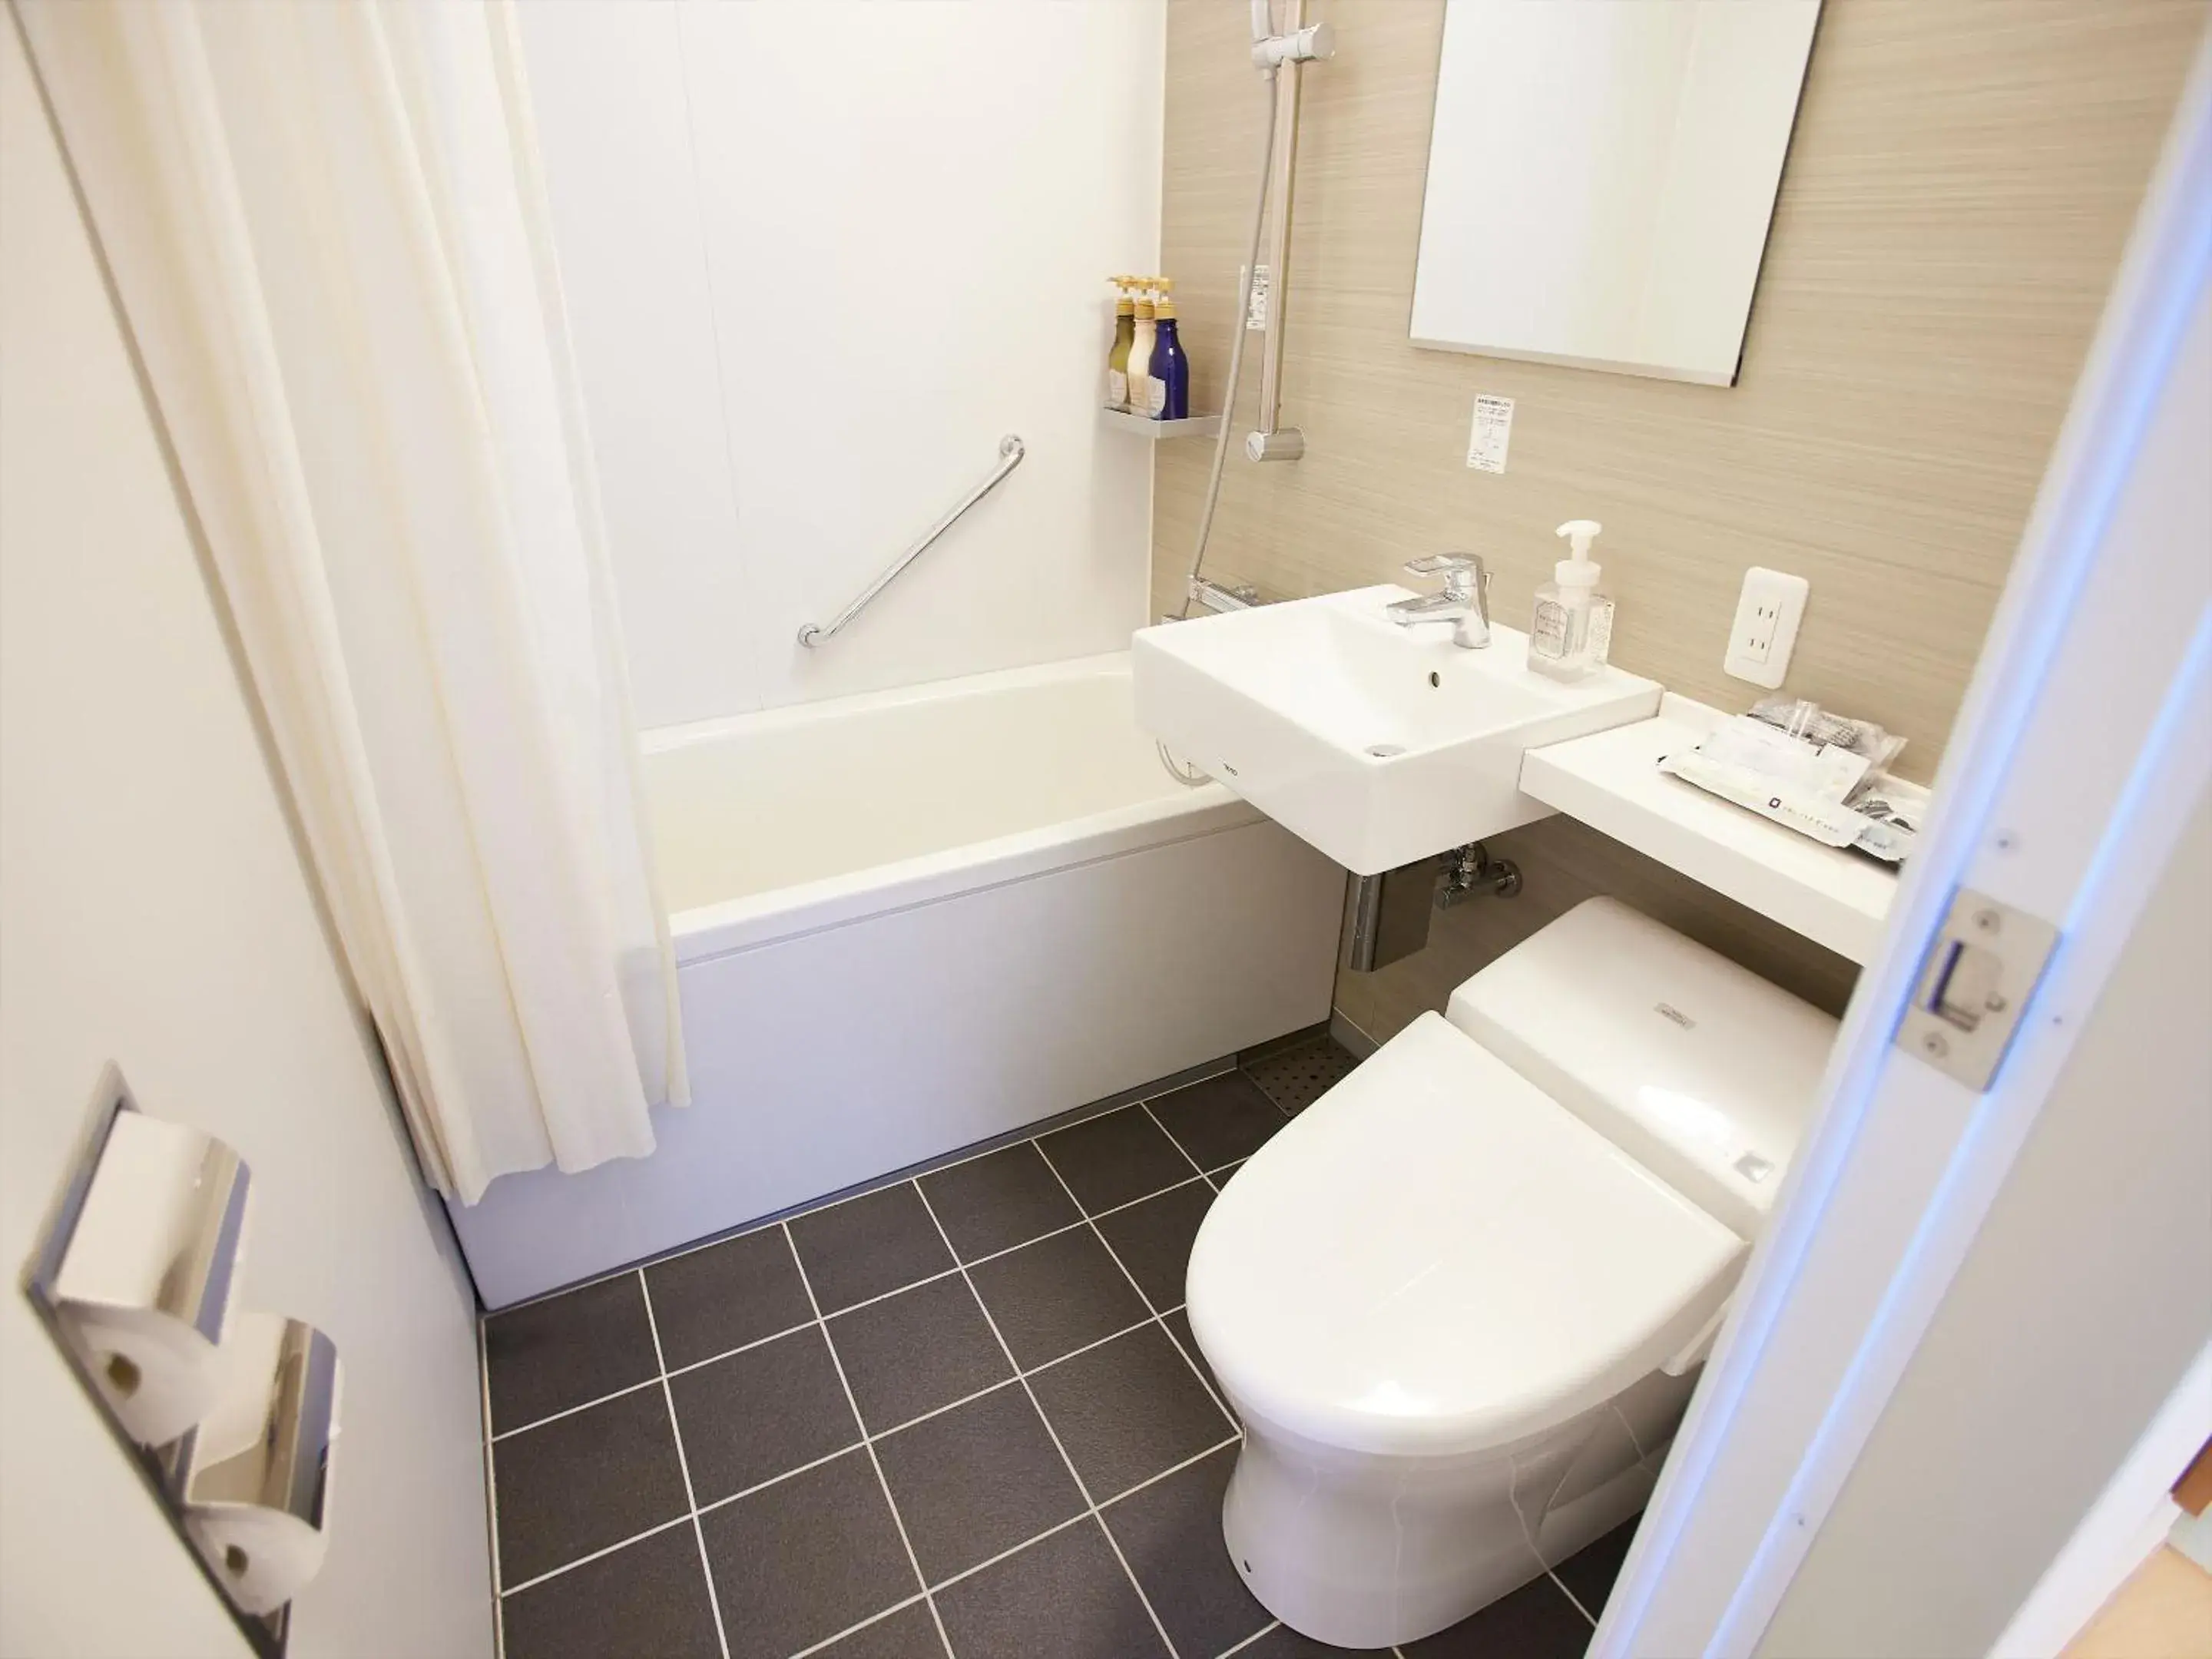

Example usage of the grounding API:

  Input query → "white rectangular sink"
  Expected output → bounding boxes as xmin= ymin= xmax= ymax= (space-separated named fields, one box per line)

xmin=1133 ymin=586 xmax=1662 ymax=874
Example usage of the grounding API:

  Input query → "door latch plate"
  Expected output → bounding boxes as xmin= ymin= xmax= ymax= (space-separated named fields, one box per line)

xmin=1896 ymin=888 xmax=2058 ymax=1091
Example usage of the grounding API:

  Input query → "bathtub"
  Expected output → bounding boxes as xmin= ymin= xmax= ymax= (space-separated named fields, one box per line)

xmin=446 ymin=653 xmax=1343 ymax=1307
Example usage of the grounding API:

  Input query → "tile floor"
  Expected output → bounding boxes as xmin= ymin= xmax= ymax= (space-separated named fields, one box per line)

xmin=482 ymin=1038 xmax=1638 ymax=1659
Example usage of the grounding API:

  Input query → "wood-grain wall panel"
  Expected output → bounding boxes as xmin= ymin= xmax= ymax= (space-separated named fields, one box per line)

xmin=1154 ymin=0 xmax=2203 ymax=1027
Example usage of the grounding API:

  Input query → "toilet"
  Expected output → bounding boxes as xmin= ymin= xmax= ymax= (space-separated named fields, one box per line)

xmin=1187 ymin=897 xmax=1839 ymax=1649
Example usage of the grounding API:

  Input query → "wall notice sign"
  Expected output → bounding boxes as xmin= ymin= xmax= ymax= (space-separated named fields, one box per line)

xmin=1467 ymin=394 xmax=1514 ymax=473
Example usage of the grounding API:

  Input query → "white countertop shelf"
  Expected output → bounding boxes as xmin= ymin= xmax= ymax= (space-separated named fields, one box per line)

xmin=1099 ymin=409 xmax=1223 ymax=439
xmin=1518 ymin=694 xmax=1899 ymax=963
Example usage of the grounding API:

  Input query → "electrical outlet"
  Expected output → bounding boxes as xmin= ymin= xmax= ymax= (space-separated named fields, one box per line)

xmin=1725 ymin=567 xmax=1809 ymax=688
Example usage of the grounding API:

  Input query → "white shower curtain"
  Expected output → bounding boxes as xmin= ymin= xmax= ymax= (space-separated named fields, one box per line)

xmin=18 ymin=0 xmax=688 ymax=1202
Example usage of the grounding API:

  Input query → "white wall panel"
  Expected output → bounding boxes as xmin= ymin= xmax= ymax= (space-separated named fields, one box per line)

xmin=520 ymin=0 xmax=1167 ymax=727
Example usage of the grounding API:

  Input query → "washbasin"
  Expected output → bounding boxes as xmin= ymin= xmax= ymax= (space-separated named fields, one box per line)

xmin=1132 ymin=585 xmax=1661 ymax=873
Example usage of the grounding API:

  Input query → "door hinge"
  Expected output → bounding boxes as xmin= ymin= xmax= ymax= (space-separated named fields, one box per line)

xmin=1896 ymin=888 xmax=2059 ymax=1090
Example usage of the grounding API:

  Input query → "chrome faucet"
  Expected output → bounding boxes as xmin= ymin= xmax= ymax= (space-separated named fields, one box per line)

xmin=1386 ymin=554 xmax=1491 ymax=648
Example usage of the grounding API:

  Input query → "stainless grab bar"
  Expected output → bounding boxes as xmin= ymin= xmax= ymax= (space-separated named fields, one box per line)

xmin=797 ymin=434 xmax=1026 ymax=648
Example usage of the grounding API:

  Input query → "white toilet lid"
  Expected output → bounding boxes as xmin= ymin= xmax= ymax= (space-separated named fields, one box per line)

xmin=1187 ymin=1012 xmax=1747 ymax=1458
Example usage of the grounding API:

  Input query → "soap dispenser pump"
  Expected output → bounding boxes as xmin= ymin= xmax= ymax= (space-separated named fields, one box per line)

xmin=1529 ymin=518 xmax=1614 ymax=681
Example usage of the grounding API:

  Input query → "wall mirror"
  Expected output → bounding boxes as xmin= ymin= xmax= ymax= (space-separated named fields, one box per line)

xmin=1409 ymin=0 xmax=1820 ymax=386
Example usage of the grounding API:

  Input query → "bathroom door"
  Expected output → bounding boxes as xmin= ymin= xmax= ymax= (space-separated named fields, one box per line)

xmin=0 ymin=25 xmax=495 ymax=1657
xmin=1591 ymin=35 xmax=2212 ymax=1659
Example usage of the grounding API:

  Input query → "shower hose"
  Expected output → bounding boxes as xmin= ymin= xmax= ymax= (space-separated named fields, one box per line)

xmin=1157 ymin=79 xmax=1281 ymax=789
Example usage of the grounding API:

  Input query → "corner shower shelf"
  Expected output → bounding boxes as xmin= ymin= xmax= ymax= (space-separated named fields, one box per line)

xmin=1100 ymin=409 xmax=1224 ymax=439
xmin=1518 ymin=693 xmax=1899 ymax=965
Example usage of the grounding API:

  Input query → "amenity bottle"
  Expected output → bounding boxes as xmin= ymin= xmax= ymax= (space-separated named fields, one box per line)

xmin=1148 ymin=280 xmax=1190 ymax=420
xmin=1106 ymin=277 xmax=1135 ymax=411
xmin=1127 ymin=279 xmax=1157 ymax=426
xmin=1528 ymin=519 xmax=1615 ymax=682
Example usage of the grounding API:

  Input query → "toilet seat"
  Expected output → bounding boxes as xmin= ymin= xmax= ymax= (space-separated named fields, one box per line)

xmin=1187 ymin=1012 xmax=1747 ymax=1459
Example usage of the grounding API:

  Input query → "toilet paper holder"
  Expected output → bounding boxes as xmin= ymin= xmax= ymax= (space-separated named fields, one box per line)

xmin=21 ymin=1065 xmax=336 ymax=1657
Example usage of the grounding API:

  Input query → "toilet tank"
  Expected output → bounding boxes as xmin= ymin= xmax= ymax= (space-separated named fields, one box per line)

xmin=1446 ymin=896 xmax=1839 ymax=1239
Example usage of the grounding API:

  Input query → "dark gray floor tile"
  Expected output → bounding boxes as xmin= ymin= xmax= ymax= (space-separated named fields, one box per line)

xmin=493 ymin=1386 xmax=689 ymax=1586
xmin=827 ymin=1273 xmax=1015 ymax=1433
xmin=932 ymin=1520 xmax=1170 ymax=1659
xmin=1101 ymin=1444 xmax=1269 ymax=1659
xmin=919 ymin=1143 xmax=1082 ymax=1263
xmin=873 ymin=1383 xmax=1084 ymax=1581
xmin=498 ymin=1523 xmax=718 ymax=1659
xmin=1161 ymin=1306 xmax=1227 ymax=1412
xmin=667 ymin=1325 xmax=858 ymax=1504
xmin=811 ymin=1599 xmax=945 ymax=1657
xmin=1028 ymin=1324 xmax=1234 ymax=1501
xmin=1553 ymin=1517 xmax=1638 ymax=1620
xmin=1242 ymin=1037 xmax=1359 ymax=1116
xmin=789 ymin=1185 xmax=957 ymax=1313
xmin=1038 ymin=1105 xmax=1197 ymax=1214
xmin=965 ymin=1225 xmax=1151 ymax=1370
xmin=1238 ymin=1622 xmax=1393 ymax=1655
xmin=1402 ymin=1575 xmax=1594 ymax=1658
xmin=644 ymin=1226 xmax=816 ymax=1370
xmin=1093 ymin=1179 xmax=1214 ymax=1313
xmin=1149 ymin=1071 xmax=1290 ymax=1170
xmin=484 ymin=1273 xmax=658 ymax=1434
xmin=700 ymin=1448 xmax=920 ymax=1659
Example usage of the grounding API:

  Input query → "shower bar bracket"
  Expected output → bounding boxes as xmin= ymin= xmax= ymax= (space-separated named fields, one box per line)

xmin=797 ymin=433 xmax=1026 ymax=649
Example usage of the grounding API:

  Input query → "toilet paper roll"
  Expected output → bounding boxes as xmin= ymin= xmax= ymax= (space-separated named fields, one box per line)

xmin=179 ymin=1312 xmax=340 ymax=1619
xmin=58 ymin=1301 xmax=226 ymax=1449
xmin=51 ymin=1112 xmax=250 ymax=1448
xmin=184 ymin=1502 xmax=330 ymax=1618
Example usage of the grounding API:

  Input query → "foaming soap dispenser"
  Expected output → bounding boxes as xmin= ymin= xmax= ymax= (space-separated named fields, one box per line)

xmin=1529 ymin=519 xmax=1614 ymax=681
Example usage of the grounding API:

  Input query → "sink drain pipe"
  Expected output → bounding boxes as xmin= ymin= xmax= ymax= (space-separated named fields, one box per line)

xmin=1341 ymin=841 xmax=1522 ymax=973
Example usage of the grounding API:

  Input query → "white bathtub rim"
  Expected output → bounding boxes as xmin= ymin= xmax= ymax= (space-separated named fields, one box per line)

xmin=669 ymin=784 xmax=1260 ymax=964
xmin=640 ymin=648 xmax=1140 ymax=755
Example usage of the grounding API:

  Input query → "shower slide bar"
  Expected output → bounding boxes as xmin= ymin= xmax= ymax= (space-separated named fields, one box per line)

xmin=797 ymin=433 xmax=1026 ymax=648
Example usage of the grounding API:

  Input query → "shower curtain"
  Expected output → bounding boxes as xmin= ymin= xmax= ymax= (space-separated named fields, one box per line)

xmin=17 ymin=0 xmax=688 ymax=1202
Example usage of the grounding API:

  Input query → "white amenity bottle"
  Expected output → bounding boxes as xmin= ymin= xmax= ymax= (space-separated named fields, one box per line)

xmin=1126 ymin=280 xmax=1157 ymax=426
xmin=1528 ymin=518 xmax=1614 ymax=682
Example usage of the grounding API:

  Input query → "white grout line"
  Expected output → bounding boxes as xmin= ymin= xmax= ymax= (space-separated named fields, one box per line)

xmin=489 ymin=1170 xmax=1221 ymax=1442
xmin=1033 ymin=1137 xmax=1242 ymax=1435
xmin=692 ymin=1438 xmax=870 ymax=1519
xmin=476 ymin=1083 xmax=1195 ymax=1317
xmin=1102 ymin=1431 xmax=1243 ymax=1508
xmin=902 ymin=1422 xmax=1237 ymax=1602
xmin=780 ymin=1221 xmax=959 ymax=1659
xmin=490 ymin=1298 xmax=1213 ymax=1601
xmin=495 ymin=1512 xmax=696 ymax=1599
xmin=477 ymin=1312 xmax=506 ymax=1659
xmin=1021 ymin=1313 xmax=1161 ymax=1380
xmin=489 ymin=1374 xmax=664 ymax=1442
xmin=1549 ymin=1566 xmax=1600 ymax=1627
xmin=482 ymin=1074 xmax=1243 ymax=1323
xmin=780 ymin=1591 xmax=936 ymax=1659
xmin=1142 ymin=1098 xmax=1221 ymax=1191
xmin=487 ymin=1094 xmax=1273 ymax=1629
xmin=638 ymin=1270 xmax=733 ymax=1659
xmin=1155 ymin=1312 xmax=1238 ymax=1427
xmin=911 ymin=1180 xmax=1187 ymax=1659
xmin=922 ymin=1510 xmax=1094 ymax=1596
xmin=662 ymin=1316 xmax=826 ymax=1381
xmin=1214 ymin=1622 xmax=1280 ymax=1658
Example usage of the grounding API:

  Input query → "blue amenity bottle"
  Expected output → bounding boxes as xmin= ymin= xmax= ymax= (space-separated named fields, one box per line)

xmin=1147 ymin=277 xmax=1190 ymax=420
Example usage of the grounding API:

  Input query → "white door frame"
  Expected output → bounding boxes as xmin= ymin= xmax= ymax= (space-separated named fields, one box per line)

xmin=1596 ymin=30 xmax=2212 ymax=1658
